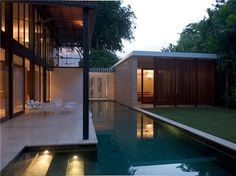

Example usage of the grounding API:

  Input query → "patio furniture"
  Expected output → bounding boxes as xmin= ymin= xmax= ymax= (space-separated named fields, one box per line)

xmin=63 ymin=101 xmax=76 ymax=111
xmin=26 ymin=100 xmax=43 ymax=111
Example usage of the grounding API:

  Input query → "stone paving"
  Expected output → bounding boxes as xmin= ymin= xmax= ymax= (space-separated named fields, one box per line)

xmin=0 ymin=102 xmax=97 ymax=171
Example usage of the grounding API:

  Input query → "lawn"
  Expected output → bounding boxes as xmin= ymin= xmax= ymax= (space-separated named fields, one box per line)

xmin=145 ymin=107 xmax=236 ymax=143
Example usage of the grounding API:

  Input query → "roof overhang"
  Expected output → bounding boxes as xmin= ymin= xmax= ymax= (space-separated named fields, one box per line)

xmin=20 ymin=0 xmax=96 ymax=47
xmin=112 ymin=51 xmax=218 ymax=68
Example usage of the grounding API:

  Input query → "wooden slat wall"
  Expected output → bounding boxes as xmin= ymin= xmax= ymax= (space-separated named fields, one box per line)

xmin=197 ymin=60 xmax=215 ymax=105
xmin=176 ymin=59 xmax=196 ymax=105
xmin=156 ymin=59 xmax=175 ymax=105
xmin=150 ymin=58 xmax=216 ymax=106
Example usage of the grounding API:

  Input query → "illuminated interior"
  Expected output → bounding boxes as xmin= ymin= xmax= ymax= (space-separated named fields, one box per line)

xmin=137 ymin=69 xmax=154 ymax=104
xmin=0 ymin=48 xmax=7 ymax=119
xmin=35 ymin=65 xmax=40 ymax=101
xmin=46 ymin=71 xmax=52 ymax=101
xmin=25 ymin=59 xmax=30 ymax=103
xmin=13 ymin=54 xmax=24 ymax=114
xmin=1 ymin=2 xmax=5 ymax=31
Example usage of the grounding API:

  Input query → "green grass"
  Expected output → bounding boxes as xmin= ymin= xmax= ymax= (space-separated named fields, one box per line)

xmin=145 ymin=107 xmax=236 ymax=143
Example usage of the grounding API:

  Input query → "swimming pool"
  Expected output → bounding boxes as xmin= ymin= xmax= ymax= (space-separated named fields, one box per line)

xmin=1 ymin=101 xmax=235 ymax=175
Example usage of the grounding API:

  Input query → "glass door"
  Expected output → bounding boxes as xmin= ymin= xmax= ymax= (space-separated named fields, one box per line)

xmin=13 ymin=54 xmax=24 ymax=114
xmin=142 ymin=69 xmax=154 ymax=104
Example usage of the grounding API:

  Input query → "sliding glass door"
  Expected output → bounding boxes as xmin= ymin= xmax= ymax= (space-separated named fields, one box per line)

xmin=13 ymin=54 xmax=24 ymax=114
xmin=0 ymin=48 xmax=8 ymax=119
xmin=137 ymin=69 xmax=154 ymax=104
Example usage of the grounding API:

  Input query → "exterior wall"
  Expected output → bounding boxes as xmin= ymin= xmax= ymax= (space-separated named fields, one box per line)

xmin=89 ymin=72 xmax=115 ymax=100
xmin=137 ymin=57 xmax=216 ymax=106
xmin=115 ymin=57 xmax=137 ymax=107
xmin=51 ymin=68 xmax=83 ymax=101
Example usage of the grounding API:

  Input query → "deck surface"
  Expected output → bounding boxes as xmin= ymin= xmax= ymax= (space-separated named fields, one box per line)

xmin=0 ymin=102 xmax=97 ymax=171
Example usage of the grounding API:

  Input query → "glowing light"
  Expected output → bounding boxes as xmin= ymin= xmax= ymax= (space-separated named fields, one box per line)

xmin=73 ymin=20 xmax=83 ymax=27
xmin=146 ymin=123 xmax=153 ymax=128
xmin=43 ymin=150 xmax=49 ymax=154
xmin=73 ymin=155 xmax=78 ymax=159
xmin=66 ymin=156 xmax=84 ymax=175
xmin=146 ymin=71 xmax=153 ymax=79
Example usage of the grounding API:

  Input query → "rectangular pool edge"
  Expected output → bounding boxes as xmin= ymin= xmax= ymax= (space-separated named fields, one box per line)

xmin=133 ymin=107 xmax=236 ymax=156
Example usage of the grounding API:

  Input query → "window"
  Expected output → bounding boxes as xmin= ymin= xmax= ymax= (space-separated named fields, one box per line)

xmin=0 ymin=48 xmax=8 ymax=119
xmin=13 ymin=3 xmax=19 ymax=41
xmin=25 ymin=4 xmax=29 ymax=48
xmin=12 ymin=3 xmax=30 ymax=48
xmin=35 ymin=65 xmax=40 ymax=101
xmin=25 ymin=59 xmax=30 ymax=103
xmin=19 ymin=3 xmax=24 ymax=45
xmin=1 ymin=2 xmax=5 ymax=31
xmin=46 ymin=71 xmax=51 ymax=101
xmin=13 ymin=54 xmax=24 ymax=114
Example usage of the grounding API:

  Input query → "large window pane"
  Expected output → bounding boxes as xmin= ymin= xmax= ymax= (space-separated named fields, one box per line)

xmin=13 ymin=54 xmax=24 ymax=113
xmin=25 ymin=59 xmax=30 ymax=103
xmin=25 ymin=4 xmax=29 ymax=48
xmin=46 ymin=70 xmax=51 ymax=101
xmin=40 ymin=67 xmax=43 ymax=102
xmin=0 ymin=48 xmax=8 ymax=119
xmin=35 ymin=65 xmax=40 ymax=101
xmin=19 ymin=3 xmax=24 ymax=45
xmin=1 ymin=2 xmax=5 ymax=31
xmin=13 ymin=3 xmax=19 ymax=41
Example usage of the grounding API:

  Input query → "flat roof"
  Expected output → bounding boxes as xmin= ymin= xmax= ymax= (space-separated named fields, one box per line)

xmin=112 ymin=51 xmax=218 ymax=68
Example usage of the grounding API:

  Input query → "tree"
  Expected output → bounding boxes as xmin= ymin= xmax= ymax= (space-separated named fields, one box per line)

xmin=163 ymin=0 xmax=236 ymax=107
xmin=89 ymin=50 xmax=119 ymax=68
xmin=91 ymin=1 xmax=136 ymax=52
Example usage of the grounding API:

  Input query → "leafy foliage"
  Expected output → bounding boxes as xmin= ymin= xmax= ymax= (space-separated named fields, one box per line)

xmin=89 ymin=50 xmax=119 ymax=68
xmin=91 ymin=1 xmax=136 ymax=52
xmin=162 ymin=0 xmax=236 ymax=107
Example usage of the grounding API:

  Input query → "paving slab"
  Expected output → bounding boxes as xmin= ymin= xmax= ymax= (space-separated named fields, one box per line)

xmin=0 ymin=103 xmax=97 ymax=171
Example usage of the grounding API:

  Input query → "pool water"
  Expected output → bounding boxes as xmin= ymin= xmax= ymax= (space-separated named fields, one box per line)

xmin=1 ymin=101 xmax=235 ymax=175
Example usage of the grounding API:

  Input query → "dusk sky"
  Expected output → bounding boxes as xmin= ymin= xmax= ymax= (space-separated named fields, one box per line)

xmin=117 ymin=0 xmax=217 ymax=58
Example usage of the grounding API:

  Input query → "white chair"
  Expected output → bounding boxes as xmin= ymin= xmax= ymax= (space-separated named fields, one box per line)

xmin=63 ymin=101 xmax=76 ymax=111
xmin=26 ymin=100 xmax=42 ymax=111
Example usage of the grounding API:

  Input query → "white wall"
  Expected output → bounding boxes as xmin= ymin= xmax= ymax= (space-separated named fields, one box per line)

xmin=115 ymin=57 xmax=137 ymax=107
xmin=51 ymin=68 xmax=83 ymax=101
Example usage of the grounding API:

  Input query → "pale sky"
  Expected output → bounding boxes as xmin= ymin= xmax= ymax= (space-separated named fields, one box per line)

xmin=117 ymin=0 xmax=216 ymax=58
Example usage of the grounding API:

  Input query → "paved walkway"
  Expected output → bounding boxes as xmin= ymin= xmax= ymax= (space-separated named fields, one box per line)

xmin=0 ymin=102 xmax=97 ymax=171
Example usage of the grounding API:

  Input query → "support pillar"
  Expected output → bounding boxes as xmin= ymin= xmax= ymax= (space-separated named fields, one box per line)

xmin=5 ymin=2 xmax=13 ymax=118
xmin=83 ymin=7 xmax=89 ymax=140
xmin=195 ymin=58 xmax=198 ymax=107
xmin=43 ymin=68 xmax=47 ymax=102
xmin=153 ymin=57 xmax=157 ymax=108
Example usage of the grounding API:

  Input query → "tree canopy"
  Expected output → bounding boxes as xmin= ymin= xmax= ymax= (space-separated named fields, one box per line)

xmin=91 ymin=1 xmax=136 ymax=52
xmin=89 ymin=50 xmax=119 ymax=68
xmin=162 ymin=0 xmax=236 ymax=107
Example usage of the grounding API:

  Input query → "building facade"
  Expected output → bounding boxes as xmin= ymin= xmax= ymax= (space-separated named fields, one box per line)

xmin=113 ymin=51 xmax=217 ymax=108
xmin=0 ymin=1 xmax=95 ymax=123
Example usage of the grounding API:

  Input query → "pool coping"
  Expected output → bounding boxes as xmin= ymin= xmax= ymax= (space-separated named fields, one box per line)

xmin=135 ymin=107 xmax=236 ymax=155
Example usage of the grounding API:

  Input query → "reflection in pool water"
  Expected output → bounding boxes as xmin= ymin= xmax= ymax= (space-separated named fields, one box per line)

xmin=1 ymin=101 xmax=235 ymax=176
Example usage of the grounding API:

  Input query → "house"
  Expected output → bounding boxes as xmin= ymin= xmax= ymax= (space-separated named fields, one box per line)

xmin=0 ymin=1 xmax=218 ymax=132
xmin=0 ymin=1 xmax=96 ymax=139
xmin=112 ymin=51 xmax=217 ymax=108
